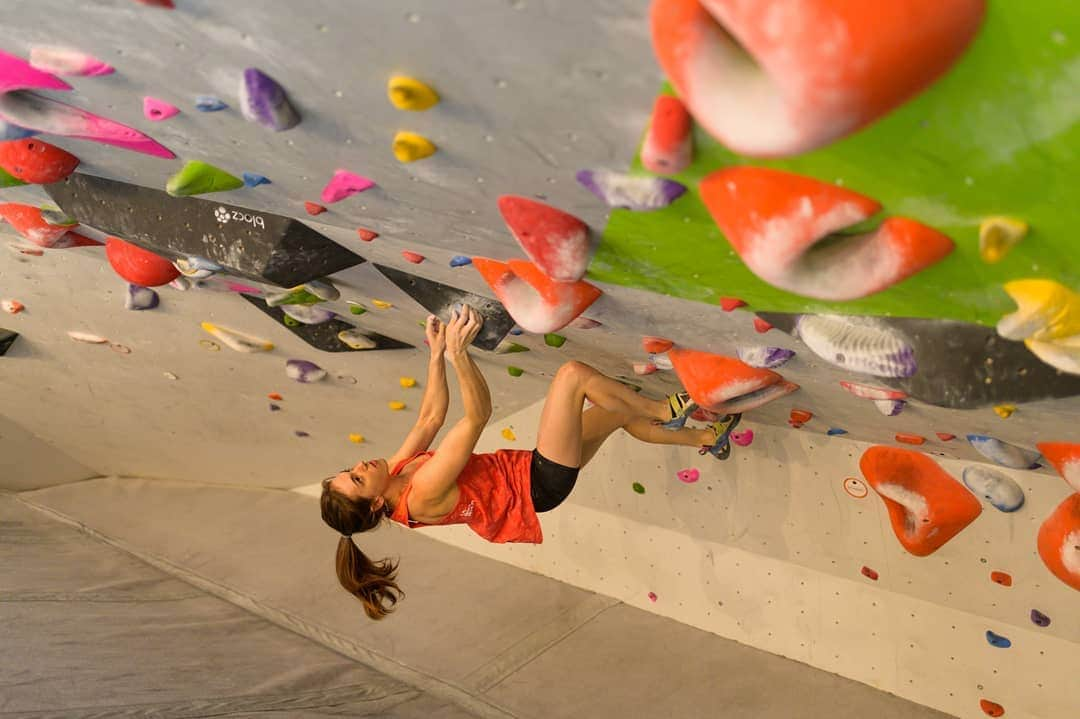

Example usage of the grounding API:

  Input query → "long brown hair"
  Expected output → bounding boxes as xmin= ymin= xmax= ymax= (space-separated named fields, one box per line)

xmin=320 ymin=478 xmax=403 ymax=620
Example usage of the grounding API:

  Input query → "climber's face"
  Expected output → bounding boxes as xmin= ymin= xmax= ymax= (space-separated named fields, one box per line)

xmin=329 ymin=458 xmax=391 ymax=509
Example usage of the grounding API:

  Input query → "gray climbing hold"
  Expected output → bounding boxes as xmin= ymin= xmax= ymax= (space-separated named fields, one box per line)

xmin=125 ymin=284 xmax=159 ymax=310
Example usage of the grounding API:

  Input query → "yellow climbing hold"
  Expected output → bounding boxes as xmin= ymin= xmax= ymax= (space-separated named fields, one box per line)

xmin=387 ymin=75 xmax=439 ymax=111
xmin=371 ymin=299 xmax=393 ymax=309
xmin=392 ymin=131 xmax=436 ymax=163
xmin=979 ymin=216 xmax=1028 ymax=264
xmin=501 ymin=427 xmax=516 ymax=441
xmin=993 ymin=404 xmax=1016 ymax=419
xmin=388 ymin=401 xmax=406 ymax=411
xmin=200 ymin=322 xmax=274 ymax=353
xmin=998 ymin=279 xmax=1080 ymax=342
xmin=399 ymin=376 xmax=417 ymax=388
xmin=348 ymin=433 xmax=365 ymax=444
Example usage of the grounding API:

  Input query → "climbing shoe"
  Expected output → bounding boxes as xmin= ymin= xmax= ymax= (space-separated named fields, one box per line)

xmin=657 ymin=391 xmax=697 ymax=430
xmin=699 ymin=413 xmax=742 ymax=460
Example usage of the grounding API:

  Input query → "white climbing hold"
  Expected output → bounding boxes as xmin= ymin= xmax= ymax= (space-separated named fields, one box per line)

xmin=200 ymin=322 xmax=274 ymax=353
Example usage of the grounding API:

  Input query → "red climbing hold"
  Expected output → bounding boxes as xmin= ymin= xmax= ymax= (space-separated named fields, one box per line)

xmin=642 ymin=336 xmax=673 ymax=354
xmin=989 ymin=571 xmax=1012 ymax=587
xmin=860 ymin=566 xmax=879 ymax=581
xmin=979 ymin=699 xmax=1005 ymax=717
xmin=895 ymin=433 xmax=926 ymax=445
xmin=268 ymin=392 xmax=283 ymax=401
xmin=356 ymin=227 xmax=378 ymax=241
xmin=936 ymin=432 xmax=957 ymax=442
xmin=860 ymin=445 xmax=982 ymax=557
xmin=719 ymin=297 xmax=746 ymax=312
xmin=1037 ymin=493 xmax=1080 ymax=591
xmin=472 ymin=256 xmax=602 ymax=334
xmin=401 ymin=250 xmax=425 ymax=264
xmin=105 ymin=237 xmax=180 ymax=287
xmin=753 ymin=317 xmax=773 ymax=333
xmin=304 ymin=202 xmax=326 ymax=216
xmin=497 ymin=195 xmax=591 ymax=282
xmin=641 ymin=94 xmax=692 ymax=174
xmin=1036 ymin=442 xmax=1080 ymax=493
xmin=0 ymin=138 xmax=79 ymax=184
xmin=135 ymin=0 xmax=175 ymax=6
xmin=0 ymin=203 xmax=74 ymax=247
xmin=668 ymin=347 xmax=796 ymax=414
xmin=789 ymin=409 xmax=813 ymax=425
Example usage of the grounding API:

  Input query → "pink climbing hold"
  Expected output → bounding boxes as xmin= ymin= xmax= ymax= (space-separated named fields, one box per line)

xmin=647 ymin=591 xmax=658 ymax=603
xmin=730 ymin=429 xmax=754 ymax=447
xmin=356 ymin=227 xmax=378 ymax=241
xmin=641 ymin=94 xmax=693 ymax=174
xmin=143 ymin=97 xmax=179 ymax=122
xmin=677 ymin=468 xmax=700 ymax=483
xmin=321 ymin=169 xmax=375 ymax=204
xmin=497 ymin=195 xmax=591 ymax=282
xmin=719 ymin=297 xmax=746 ymax=312
xmin=0 ymin=49 xmax=71 ymax=94
xmin=753 ymin=317 xmax=773 ymax=333
xmin=304 ymin=202 xmax=326 ymax=216
xmin=401 ymin=250 xmax=425 ymax=264
xmin=472 ymin=256 xmax=602 ymax=334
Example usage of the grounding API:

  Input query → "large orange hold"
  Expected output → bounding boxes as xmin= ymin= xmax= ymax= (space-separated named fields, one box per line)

xmin=1037 ymin=493 xmax=1080 ymax=592
xmin=1037 ymin=442 xmax=1080 ymax=493
xmin=0 ymin=203 xmax=72 ymax=246
xmin=105 ymin=237 xmax=179 ymax=286
xmin=497 ymin=196 xmax=591 ymax=282
xmin=667 ymin=347 xmax=796 ymax=414
xmin=472 ymin=257 xmax=601 ymax=334
xmin=0 ymin=138 xmax=79 ymax=184
xmin=860 ymin=445 xmax=982 ymax=557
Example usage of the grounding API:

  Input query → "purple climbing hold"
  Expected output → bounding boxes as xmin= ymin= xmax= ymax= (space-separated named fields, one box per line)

xmin=242 ymin=172 xmax=270 ymax=187
xmin=1030 ymin=609 xmax=1051 ymax=627
xmin=294 ymin=430 xmax=310 ymax=438
xmin=450 ymin=255 xmax=472 ymax=268
xmin=195 ymin=95 xmax=228 ymax=112
xmin=240 ymin=68 xmax=299 ymax=131
xmin=575 ymin=169 xmax=687 ymax=211
xmin=874 ymin=398 xmax=906 ymax=416
xmin=737 ymin=346 xmax=795 ymax=369
xmin=125 ymin=284 xmax=159 ymax=310
xmin=285 ymin=359 xmax=326 ymax=383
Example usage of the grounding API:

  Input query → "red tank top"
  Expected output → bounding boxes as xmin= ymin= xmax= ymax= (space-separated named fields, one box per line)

xmin=389 ymin=449 xmax=542 ymax=543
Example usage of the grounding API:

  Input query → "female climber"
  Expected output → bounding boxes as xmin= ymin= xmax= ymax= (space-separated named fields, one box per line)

xmin=320 ymin=304 xmax=739 ymax=619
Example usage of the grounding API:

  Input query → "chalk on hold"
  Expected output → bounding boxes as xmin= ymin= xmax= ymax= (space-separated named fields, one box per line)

xmin=125 ymin=284 xmax=159 ymax=311
xmin=979 ymin=699 xmax=1005 ymax=717
xmin=201 ymin=322 xmax=273 ymax=352
xmin=575 ymin=169 xmax=687 ymax=211
xmin=472 ymin=257 xmax=601 ymax=334
xmin=399 ymin=376 xmax=417 ymax=388
xmin=106 ymin=237 xmax=179 ymax=287
xmin=895 ymin=433 xmax=925 ymax=445
xmin=990 ymin=571 xmax=1012 ymax=587
xmin=985 ymin=630 xmax=1011 ymax=649
xmin=68 ymin=331 xmax=108 ymax=344
xmin=979 ymin=216 xmax=1027 ymax=264
xmin=240 ymin=68 xmax=299 ymax=131
xmin=392 ymin=131 xmax=436 ymax=163
xmin=649 ymin=353 xmax=673 ymax=370
xmin=993 ymin=404 xmax=1015 ymax=418
xmin=1038 ymin=493 xmax=1080 ymax=591
xmin=304 ymin=201 xmax=326 ymax=216
xmin=827 ymin=427 xmax=848 ymax=436
xmin=349 ymin=433 xmax=365 ymax=444
xmin=633 ymin=362 xmax=657 ymax=376
xmin=789 ymin=409 xmax=812 ymax=424
xmin=642 ymin=336 xmax=673 ymax=354
xmin=730 ymin=429 xmax=753 ymax=447
xmin=632 ymin=482 xmax=646 ymax=494
xmin=387 ymin=75 xmax=439 ymax=111
xmin=720 ymin=297 xmax=746 ymax=312
xmin=753 ymin=317 xmax=773 ymax=333
xmin=286 ymin=359 xmax=326 ymax=383
xmin=996 ymin=279 xmax=1080 ymax=375
xmin=401 ymin=250 xmax=425 ymax=264
xmin=449 ymin=255 xmax=471 ymax=267
xmin=195 ymin=95 xmax=228 ymax=112
xmin=29 ymin=46 xmax=113 ymax=77
xmin=962 ymin=466 xmax=1025 ymax=512
xmin=501 ymin=427 xmax=516 ymax=441
xmin=860 ymin=445 xmax=982 ymax=556
xmin=507 ymin=366 xmax=524 ymax=377
xmin=796 ymin=314 xmax=916 ymax=378
xmin=839 ymin=381 xmax=907 ymax=401
xmin=641 ymin=94 xmax=692 ymax=174
xmin=737 ymin=346 xmax=794 ymax=369
xmin=860 ymin=566 xmax=879 ymax=581
xmin=174 ymin=255 xmax=222 ymax=279
xmin=1037 ymin=442 xmax=1080 ymax=493
xmin=494 ymin=340 xmax=529 ymax=354
xmin=875 ymin=399 xmax=906 ymax=416
xmin=143 ymin=97 xmax=179 ymax=122
xmin=1 ymin=299 xmax=24 ymax=314
xmin=677 ymin=468 xmax=700 ymax=483
xmin=166 ymin=161 xmax=243 ymax=196
xmin=497 ymin=196 xmax=591 ymax=282
xmin=321 ymin=169 xmax=375 ymax=203
xmin=936 ymin=432 xmax=956 ymax=441
xmin=281 ymin=304 xmax=335 ymax=325
xmin=967 ymin=435 xmax=1041 ymax=470
xmin=0 ymin=203 xmax=74 ymax=247
xmin=668 ymin=347 xmax=797 ymax=415
xmin=1030 ymin=609 xmax=1050 ymax=627
xmin=544 ymin=333 xmax=566 ymax=348
xmin=242 ymin=172 xmax=270 ymax=187
xmin=357 ymin=228 xmax=379 ymax=241
xmin=338 ymin=329 xmax=377 ymax=349
xmin=0 ymin=138 xmax=79 ymax=184
xmin=388 ymin=401 xmax=406 ymax=411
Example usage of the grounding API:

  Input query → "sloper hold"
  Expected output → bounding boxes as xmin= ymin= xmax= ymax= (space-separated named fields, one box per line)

xmin=143 ymin=96 xmax=179 ymax=122
xmin=497 ymin=195 xmax=591 ymax=282
xmin=387 ymin=75 xmax=439 ymax=111
xmin=840 ymin=381 xmax=907 ymax=401
xmin=374 ymin=263 xmax=513 ymax=351
xmin=321 ymin=169 xmax=375 ymax=203
xmin=201 ymin=322 xmax=273 ymax=353
xmin=700 ymin=166 xmax=954 ymax=300
xmin=29 ymin=46 xmax=114 ymax=77
xmin=45 ymin=173 xmax=365 ymax=287
xmin=796 ymin=314 xmax=916 ymax=378
xmin=281 ymin=304 xmax=335 ymax=325
xmin=392 ymin=131 xmax=436 ymax=163
xmin=668 ymin=347 xmax=797 ymax=414
xmin=1037 ymin=442 xmax=1080 ymax=493
xmin=105 ymin=237 xmax=179 ymax=286
xmin=0 ymin=328 xmax=18 ymax=356
xmin=471 ymin=257 xmax=601 ymax=334
xmin=0 ymin=138 xmax=78 ymax=183
xmin=961 ymin=466 xmax=1025 ymax=512
xmin=650 ymin=0 xmax=985 ymax=156
xmin=737 ymin=346 xmax=794 ymax=369
xmin=641 ymin=94 xmax=692 ymax=174
xmin=875 ymin=399 xmax=905 ymax=416
xmin=860 ymin=445 xmax=982 ymax=556
xmin=125 ymin=284 xmax=159 ymax=310
xmin=286 ymin=359 xmax=326 ymax=383
xmin=576 ymin=170 xmax=686 ymax=211
xmin=240 ymin=68 xmax=299 ymax=131
xmin=242 ymin=294 xmax=412 ymax=353
xmin=997 ymin=279 xmax=1080 ymax=376
xmin=0 ymin=203 xmax=74 ymax=246
xmin=967 ymin=435 xmax=1041 ymax=470
xmin=1037 ymin=493 xmax=1080 ymax=591
xmin=166 ymin=160 xmax=244 ymax=196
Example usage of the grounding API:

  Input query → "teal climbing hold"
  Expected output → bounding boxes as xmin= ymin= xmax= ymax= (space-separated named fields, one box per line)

xmin=544 ymin=333 xmax=566 ymax=348
xmin=166 ymin=161 xmax=244 ymax=197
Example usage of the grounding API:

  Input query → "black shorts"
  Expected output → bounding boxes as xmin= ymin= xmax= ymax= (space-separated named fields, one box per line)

xmin=529 ymin=449 xmax=580 ymax=513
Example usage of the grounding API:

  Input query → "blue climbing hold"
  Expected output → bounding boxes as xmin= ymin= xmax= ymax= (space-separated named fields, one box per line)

xmin=449 ymin=255 xmax=472 ymax=267
xmin=827 ymin=428 xmax=848 ymax=436
xmin=509 ymin=327 xmax=524 ymax=336
xmin=0 ymin=119 xmax=38 ymax=140
xmin=242 ymin=172 xmax=271 ymax=187
xmin=985 ymin=630 xmax=1011 ymax=648
xmin=195 ymin=95 xmax=228 ymax=112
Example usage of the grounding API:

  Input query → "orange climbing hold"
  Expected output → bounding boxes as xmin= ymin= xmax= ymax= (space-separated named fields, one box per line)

xmin=936 ymin=432 xmax=957 ymax=441
xmin=401 ymin=250 xmax=425 ymax=264
xmin=304 ymin=201 xmax=326 ymax=216
xmin=497 ymin=195 xmax=591 ymax=282
xmin=719 ymin=297 xmax=746 ymax=311
xmin=0 ymin=203 xmax=75 ymax=247
xmin=472 ymin=256 xmax=601 ymax=334
xmin=1037 ymin=493 xmax=1080 ymax=591
xmin=641 ymin=94 xmax=692 ymax=174
xmin=104 ymin=236 xmax=180 ymax=287
xmin=860 ymin=445 xmax=982 ymax=556
xmin=642 ymin=336 xmax=673 ymax=354
xmin=990 ymin=571 xmax=1012 ymax=587
xmin=895 ymin=433 xmax=926 ymax=445
xmin=267 ymin=392 xmax=283 ymax=401
xmin=979 ymin=699 xmax=1005 ymax=717
xmin=789 ymin=409 xmax=812 ymax=425
xmin=753 ymin=317 xmax=773 ymax=333
xmin=1036 ymin=442 xmax=1080 ymax=493
xmin=667 ymin=347 xmax=797 ymax=414
xmin=356 ymin=227 xmax=378 ymax=241
xmin=0 ymin=138 xmax=79 ymax=184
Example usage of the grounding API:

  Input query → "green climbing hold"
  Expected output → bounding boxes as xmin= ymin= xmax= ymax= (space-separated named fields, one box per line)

xmin=495 ymin=341 xmax=529 ymax=354
xmin=40 ymin=208 xmax=77 ymax=226
xmin=507 ymin=366 xmax=524 ymax=377
xmin=0 ymin=165 xmax=27 ymax=188
xmin=544 ymin=333 xmax=567 ymax=347
xmin=632 ymin=482 xmax=645 ymax=494
xmin=283 ymin=315 xmax=300 ymax=327
xmin=349 ymin=304 xmax=367 ymax=315
xmin=267 ymin=287 xmax=324 ymax=307
xmin=166 ymin=160 xmax=244 ymax=197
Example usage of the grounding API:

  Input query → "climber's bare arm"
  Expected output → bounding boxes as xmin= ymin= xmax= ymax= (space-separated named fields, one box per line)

xmin=388 ymin=316 xmax=449 ymax=468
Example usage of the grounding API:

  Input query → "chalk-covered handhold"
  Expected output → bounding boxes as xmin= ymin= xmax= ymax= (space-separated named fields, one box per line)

xmin=68 ymin=331 xmax=108 ymax=344
xmin=797 ymin=314 xmax=916 ymax=378
xmin=839 ymin=381 xmax=907 ymax=401
xmin=494 ymin=340 xmax=529 ymax=355
xmin=575 ymin=169 xmax=687 ymax=211
xmin=737 ymin=346 xmax=794 ymax=369
xmin=337 ymin=329 xmax=377 ymax=350
xmin=242 ymin=172 xmax=270 ymax=187
xmin=125 ymin=284 xmax=159 ymax=310
xmin=668 ymin=347 xmax=797 ymax=415
xmin=472 ymin=257 xmax=601 ymax=334
xmin=143 ymin=97 xmax=179 ymax=122
xmin=240 ymin=68 xmax=299 ymax=131
xmin=633 ymin=362 xmax=657 ymax=375
xmin=497 ymin=196 xmax=591 ymax=282
xmin=29 ymin=46 xmax=113 ymax=77
xmin=392 ymin=131 xmax=436 ymax=162
xmin=166 ymin=160 xmax=243 ymax=196
xmin=962 ymin=465 xmax=1025 ymax=512
xmin=321 ymin=169 xmax=375 ymax=203
xmin=0 ymin=203 xmax=74 ymax=247
xmin=201 ymin=322 xmax=273 ymax=352
xmin=642 ymin=94 xmax=692 ymax=174
xmin=968 ymin=435 xmax=1041 ymax=469
xmin=286 ymin=359 xmax=326 ymax=383
xmin=1038 ymin=493 xmax=1080 ymax=591
xmin=650 ymin=353 xmax=673 ymax=370
xmin=387 ymin=75 xmax=439 ymax=111
xmin=195 ymin=95 xmax=228 ymax=112
xmin=875 ymin=399 xmax=906 ymax=416
xmin=174 ymin=255 xmax=222 ymax=280
xmin=0 ymin=138 xmax=79 ymax=184
xmin=105 ymin=237 xmax=179 ymax=286
xmin=282 ymin=304 xmax=335 ymax=325
xmin=1037 ymin=442 xmax=1080 ymax=493
xmin=700 ymin=166 xmax=953 ymax=300
xmin=1 ymin=299 xmax=24 ymax=314
xmin=979 ymin=216 xmax=1027 ymax=264
xmin=997 ymin=279 xmax=1080 ymax=376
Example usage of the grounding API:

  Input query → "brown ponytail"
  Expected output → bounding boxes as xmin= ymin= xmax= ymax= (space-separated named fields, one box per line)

xmin=320 ymin=478 xmax=404 ymax=620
